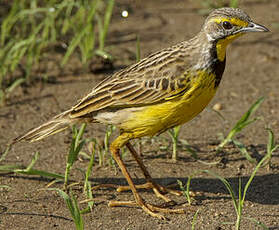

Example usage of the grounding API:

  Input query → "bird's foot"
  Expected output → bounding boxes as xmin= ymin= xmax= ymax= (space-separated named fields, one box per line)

xmin=108 ymin=197 xmax=185 ymax=220
xmin=116 ymin=181 xmax=184 ymax=203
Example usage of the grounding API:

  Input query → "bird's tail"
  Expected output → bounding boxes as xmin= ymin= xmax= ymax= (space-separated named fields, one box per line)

xmin=12 ymin=109 xmax=77 ymax=144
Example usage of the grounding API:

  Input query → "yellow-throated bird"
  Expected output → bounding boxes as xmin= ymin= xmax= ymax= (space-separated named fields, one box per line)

xmin=13 ymin=8 xmax=269 ymax=219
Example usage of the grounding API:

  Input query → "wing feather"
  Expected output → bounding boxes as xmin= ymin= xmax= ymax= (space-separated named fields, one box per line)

xmin=70 ymin=41 xmax=194 ymax=118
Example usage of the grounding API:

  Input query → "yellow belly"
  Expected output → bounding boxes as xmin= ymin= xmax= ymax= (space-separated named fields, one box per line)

xmin=120 ymin=73 xmax=217 ymax=138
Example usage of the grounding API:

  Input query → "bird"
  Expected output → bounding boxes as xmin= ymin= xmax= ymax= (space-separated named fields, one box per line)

xmin=12 ymin=7 xmax=269 ymax=219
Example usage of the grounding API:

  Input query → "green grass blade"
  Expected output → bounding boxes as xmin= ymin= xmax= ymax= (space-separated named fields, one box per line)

xmin=15 ymin=168 xmax=64 ymax=179
xmin=263 ymin=128 xmax=279 ymax=168
xmin=177 ymin=179 xmax=191 ymax=205
xmin=62 ymin=30 xmax=86 ymax=66
xmin=84 ymin=141 xmax=96 ymax=195
xmin=1 ymin=0 xmax=20 ymax=45
xmin=232 ymin=140 xmax=256 ymax=163
xmin=266 ymin=128 xmax=279 ymax=155
xmin=191 ymin=209 xmax=200 ymax=230
xmin=49 ymin=189 xmax=84 ymax=230
xmin=3 ymin=151 xmax=63 ymax=179
xmin=25 ymin=151 xmax=40 ymax=171
xmin=82 ymin=181 xmax=94 ymax=213
xmin=0 ymin=163 xmax=64 ymax=179
xmin=235 ymin=178 xmax=242 ymax=230
xmin=218 ymin=97 xmax=264 ymax=150
xmin=65 ymin=124 xmax=87 ymax=188
xmin=6 ymin=78 xmax=25 ymax=94
xmin=0 ymin=164 xmax=25 ymax=172
xmin=243 ymin=217 xmax=269 ymax=230
xmin=0 ymin=145 xmax=11 ymax=162
xmin=87 ymin=0 xmax=100 ymax=22
xmin=267 ymin=128 xmax=274 ymax=154
xmin=68 ymin=124 xmax=86 ymax=165
xmin=242 ymin=130 xmax=277 ymax=203
xmin=234 ymin=97 xmax=264 ymax=130
xmin=168 ymin=125 xmax=181 ymax=161
xmin=75 ymin=123 xmax=87 ymax=148
xmin=99 ymin=0 xmax=114 ymax=51
xmin=203 ymin=170 xmax=239 ymax=214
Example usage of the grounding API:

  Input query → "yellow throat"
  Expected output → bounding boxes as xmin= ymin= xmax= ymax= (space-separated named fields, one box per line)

xmin=216 ymin=33 xmax=243 ymax=61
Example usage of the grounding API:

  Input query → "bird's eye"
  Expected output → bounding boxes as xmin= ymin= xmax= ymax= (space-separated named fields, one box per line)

xmin=222 ymin=21 xmax=233 ymax=30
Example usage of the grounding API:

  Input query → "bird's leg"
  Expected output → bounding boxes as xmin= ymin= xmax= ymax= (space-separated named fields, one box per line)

xmin=116 ymin=142 xmax=182 ymax=203
xmin=108 ymin=134 xmax=184 ymax=219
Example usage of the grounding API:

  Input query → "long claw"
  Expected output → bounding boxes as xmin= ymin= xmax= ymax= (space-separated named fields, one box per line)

xmin=117 ymin=181 xmax=182 ymax=203
xmin=108 ymin=199 xmax=185 ymax=219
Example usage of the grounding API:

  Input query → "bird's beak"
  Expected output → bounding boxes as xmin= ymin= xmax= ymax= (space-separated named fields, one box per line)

xmin=237 ymin=22 xmax=270 ymax=34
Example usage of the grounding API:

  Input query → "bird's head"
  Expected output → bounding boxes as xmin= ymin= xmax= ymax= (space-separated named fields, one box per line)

xmin=202 ymin=7 xmax=269 ymax=61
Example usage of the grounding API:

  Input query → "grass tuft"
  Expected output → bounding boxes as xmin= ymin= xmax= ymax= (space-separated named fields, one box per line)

xmin=206 ymin=128 xmax=275 ymax=229
xmin=48 ymin=188 xmax=84 ymax=230
xmin=0 ymin=0 xmax=115 ymax=105
xmin=177 ymin=178 xmax=192 ymax=205
xmin=0 ymin=151 xmax=64 ymax=179
xmin=64 ymin=123 xmax=87 ymax=189
xmin=217 ymin=97 xmax=264 ymax=152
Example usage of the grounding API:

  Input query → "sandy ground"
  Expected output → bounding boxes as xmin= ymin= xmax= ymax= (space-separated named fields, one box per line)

xmin=1 ymin=0 xmax=279 ymax=229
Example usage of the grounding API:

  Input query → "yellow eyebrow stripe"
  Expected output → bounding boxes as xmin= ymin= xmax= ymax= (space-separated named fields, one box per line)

xmin=212 ymin=17 xmax=249 ymax=27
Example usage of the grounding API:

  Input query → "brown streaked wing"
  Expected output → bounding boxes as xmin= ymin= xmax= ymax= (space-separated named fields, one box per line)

xmin=70 ymin=40 xmax=194 ymax=118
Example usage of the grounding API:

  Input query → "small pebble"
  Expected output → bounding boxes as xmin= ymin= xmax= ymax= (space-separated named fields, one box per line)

xmin=213 ymin=103 xmax=222 ymax=111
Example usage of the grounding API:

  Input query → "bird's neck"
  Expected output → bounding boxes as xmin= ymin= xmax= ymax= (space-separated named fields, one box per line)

xmin=196 ymin=31 xmax=244 ymax=62
xmin=195 ymin=32 xmax=227 ymax=88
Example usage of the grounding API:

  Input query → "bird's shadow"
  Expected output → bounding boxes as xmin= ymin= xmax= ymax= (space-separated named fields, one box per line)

xmin=89 ymin=173 xmax=279 ymax=206
xmin=2 ymin=172 xmax=278 ymax=206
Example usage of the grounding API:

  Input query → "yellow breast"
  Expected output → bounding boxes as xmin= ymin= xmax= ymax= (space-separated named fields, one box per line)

xmin=120 ymin=71 xmax=217 ymax=138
